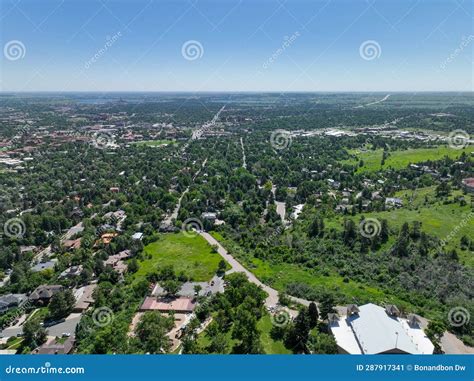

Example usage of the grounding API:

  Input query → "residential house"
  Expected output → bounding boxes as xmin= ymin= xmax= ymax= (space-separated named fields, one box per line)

xmin=462 ymin=178 xmax=474 ymax=193
xmin=33 ymin=335 xmax=75 ymax=354
xmin=63 ymin=238 xmax=81 ymax=250
xmin=139 ymin=296 xmax=196 ymax=313
xmin=0 ymin=294 xmax=27 ymax=313
xmin=131 ymin=232 xmax=143 ymax=240
xmin=31 ymin=259 xmax=58 ymax=273
xmin=385 ymin=197 xmax=403 ymax=208
xmin=73 ymin=284 xmax=97 ymax=312
xmin=59 ymin=265 xmax=83 ymax=279
xmin=104 ymin=250 xmax=130 ymax=275
xmin=29 ymin=285 xmax=64 ymax=305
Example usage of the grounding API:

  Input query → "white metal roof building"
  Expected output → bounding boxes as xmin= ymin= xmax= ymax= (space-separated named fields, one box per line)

xmin=329 ymin=303 xmax=434 ymax=354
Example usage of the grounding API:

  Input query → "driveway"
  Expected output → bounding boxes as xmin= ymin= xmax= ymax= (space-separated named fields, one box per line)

xmin=0 ymin=313 xmax=82 ymax=339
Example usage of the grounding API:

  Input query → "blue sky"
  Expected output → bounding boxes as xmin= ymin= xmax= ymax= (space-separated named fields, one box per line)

xmin=0 ymin=0 xmax=472 ymax=92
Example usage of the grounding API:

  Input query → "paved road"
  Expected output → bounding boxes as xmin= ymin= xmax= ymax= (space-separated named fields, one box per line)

xmin=162 ymin=158 xmax=207 ymax=227
xmin=271 ymin=186 xmax=286 ymax=222
xmin=441 ymin=331 xmax=474 ymax=354
xmin=200 ymin=232 xmax=309 ymax=308
xmin=240 ymin=137 xmax=247 ymax=169
xmin=1 ymin=313 xmax=81 ymax=338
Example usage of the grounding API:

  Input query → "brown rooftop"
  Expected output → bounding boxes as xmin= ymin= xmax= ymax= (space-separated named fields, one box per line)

xmin=139 ymin=296 xmax=196 ymax=313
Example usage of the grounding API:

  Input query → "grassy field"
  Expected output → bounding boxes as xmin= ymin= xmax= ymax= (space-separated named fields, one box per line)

xmin=248 ymin=258 xmax=408 ymax=305
xmin=257 ymin=315 xmax=292 ymax=354
xmin=132 ymin=139 xmax=176 ymax=147
xmin=197 ymin=314 xmax=291 ymax=354
xmin=344 ymin=146 xmax=472 ymax=172
xmin=325 ymin=197 xmax=474 ymax=267
xmin=5 ymin=337 xmax=23 ymax=350
xmin=135 ymin=232 xmax=226 ymax=282
xmin=393 ymin=186 xmax=464 ymax=208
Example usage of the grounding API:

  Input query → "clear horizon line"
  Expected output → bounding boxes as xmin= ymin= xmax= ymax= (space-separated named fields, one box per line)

xmin=0 ymin=90 xmax=472 ymax=94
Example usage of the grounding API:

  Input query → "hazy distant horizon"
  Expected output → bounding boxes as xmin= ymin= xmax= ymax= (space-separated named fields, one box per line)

xmin=0 ymin=90 xmax=473 ymax=95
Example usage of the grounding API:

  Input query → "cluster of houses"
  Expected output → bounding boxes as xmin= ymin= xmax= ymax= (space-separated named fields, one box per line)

xmin=0 ymin=283 xmax=98 ymax=354
xmin=0 ymin=203 xmax=146 ymax=354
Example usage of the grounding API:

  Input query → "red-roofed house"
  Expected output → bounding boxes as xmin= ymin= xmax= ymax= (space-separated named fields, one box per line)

xmin=139 ymin=296 xmax=196 ymax=313
xmin=462 ymin=178 xmax=474 ymax=193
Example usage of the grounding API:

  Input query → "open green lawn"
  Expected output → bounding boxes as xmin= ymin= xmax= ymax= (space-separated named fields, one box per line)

xmin=393 ymin=186 xmax=464 ymax=209
xmin=5 ymin=337 xmax=23 ymax=350
xmin=27 ymin=307 xmax=49 ymax=323
xmin=257 ymin=315 xmax=291 ymax=354
xmin=344 ymin=146 xmax=472 ymax=172
xmin=197 ymin=314 xmax=291 ymax=354
xmin=132 ymin=139 xmax=176 ymax=147
xmin=135 ymin=232 xmax=226 ymax=282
